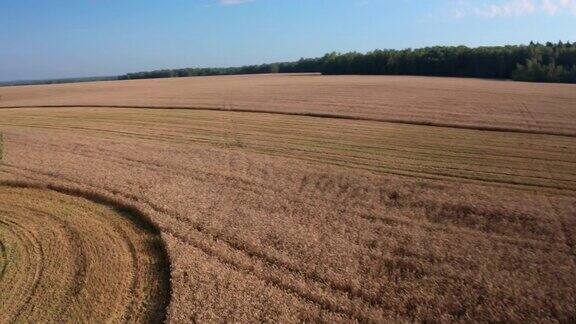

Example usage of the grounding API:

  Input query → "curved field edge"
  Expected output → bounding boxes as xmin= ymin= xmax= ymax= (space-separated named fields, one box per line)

xmin=0 ymin=180 xmax=171 ymax=323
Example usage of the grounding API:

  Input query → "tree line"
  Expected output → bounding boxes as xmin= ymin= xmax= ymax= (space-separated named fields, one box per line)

xmin=4 ymin=42 xmax=574 ymax=87
xmin=118 ymin=58 xmax=322 ymax=80
xmin=118 ymin=42 xmax=576 ymax=84
xmin=0 ymin=76 xmax=117 ymax=87
xmin=119 ymin=42 xmax=576 ymax=83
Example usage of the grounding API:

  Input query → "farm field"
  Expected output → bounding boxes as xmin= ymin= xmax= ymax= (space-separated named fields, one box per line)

xmin=0 ymin=74 xmax=575 ymax=322
xmin=0 ymin=184 xmax=169 ymax=323
xmin=2 ymin=74 xmax=576 ymax=136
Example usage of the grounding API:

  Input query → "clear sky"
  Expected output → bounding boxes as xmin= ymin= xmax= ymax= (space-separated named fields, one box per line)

xmin=1 ymin=0 xmax=575 ymax=81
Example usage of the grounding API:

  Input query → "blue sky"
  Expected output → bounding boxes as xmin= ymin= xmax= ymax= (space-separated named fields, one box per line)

xmin=0 ymin=0 xmax=575 ymax=81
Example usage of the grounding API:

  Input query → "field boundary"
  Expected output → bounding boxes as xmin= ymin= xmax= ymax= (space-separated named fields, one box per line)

xmin=1 ymin=104 xmax=575 ymax=138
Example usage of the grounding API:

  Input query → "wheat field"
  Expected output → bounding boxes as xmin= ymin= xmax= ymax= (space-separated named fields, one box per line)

xmin=0 ymin=74 xmax=575 ymax=322
xmin=0 ymin=183 xmax=169 ymax=323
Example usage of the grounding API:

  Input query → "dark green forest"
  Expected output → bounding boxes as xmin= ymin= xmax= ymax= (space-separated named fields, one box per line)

xmin=119 ymin=42 xmax=576 ymax=83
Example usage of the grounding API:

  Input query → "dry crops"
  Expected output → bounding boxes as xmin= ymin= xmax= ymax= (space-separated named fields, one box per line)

xmin=0 ymin=74 xmax=575 ymax=322
xmin=0 ymin=183 xmax=169 ymax=323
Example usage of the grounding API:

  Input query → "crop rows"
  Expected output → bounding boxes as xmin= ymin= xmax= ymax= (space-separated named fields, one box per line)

xmin=0 ymin=75 xmax=575 ymax=322
xmin=0 ymin=184 xmax=169 ymax=323
xmin=0 ymin=107 xmax=574 ymax=193
xmin=1 ymin=74 xmax=575 ymax=136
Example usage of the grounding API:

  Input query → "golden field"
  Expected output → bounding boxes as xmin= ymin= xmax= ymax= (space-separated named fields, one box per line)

xmin=0 ymin=184 xmax=169 ymax=323
xmin=0 ymin=74 xmax=575 ymax=322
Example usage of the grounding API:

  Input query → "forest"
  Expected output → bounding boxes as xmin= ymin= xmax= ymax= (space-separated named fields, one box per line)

xmin=119 ymin=42 xmax=576 ymax=83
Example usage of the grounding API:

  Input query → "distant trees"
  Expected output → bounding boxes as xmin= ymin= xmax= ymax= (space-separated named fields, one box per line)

xmin=512 ymin=58 xmax=576 ymax=83
xmin=118 ymin=57 xmax=323 ymax=80
xmin=511 ymin=44 xmax=576 ymax=83
xmin=319 ymin=42 xmax=576 ymax=83
xmin=118 ymin=42 xmax=576 ymax=84
xmin=0 ymin=76 xmax=117 ymax=87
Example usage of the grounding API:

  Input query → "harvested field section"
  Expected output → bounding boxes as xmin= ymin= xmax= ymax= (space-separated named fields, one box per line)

xmin=0 ymin=107 xmax=575 ymax=192
xmin=1 ymin=74 xmax=576 ymax=136
xmin=1 ymin=125 xmax=575 ymax=321
xmin=0 ymin=185 xmax=169 ymax=323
